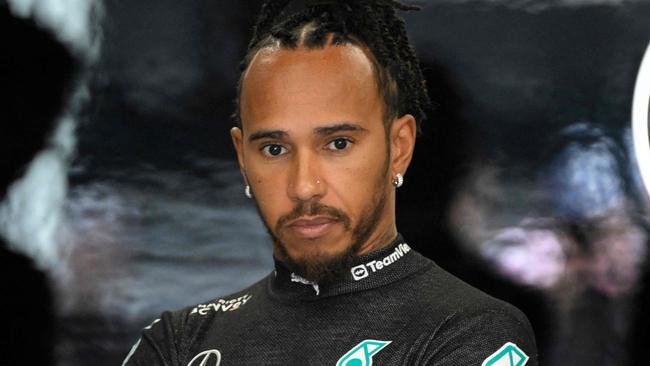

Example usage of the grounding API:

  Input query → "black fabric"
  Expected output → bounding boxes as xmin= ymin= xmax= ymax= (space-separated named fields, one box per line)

xmin=123 ymin=235 xmax=538 ymax=365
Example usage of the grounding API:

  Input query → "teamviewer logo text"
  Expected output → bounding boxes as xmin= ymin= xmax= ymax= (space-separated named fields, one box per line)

xmin=350 ymin=243 xmax=411 ymax=281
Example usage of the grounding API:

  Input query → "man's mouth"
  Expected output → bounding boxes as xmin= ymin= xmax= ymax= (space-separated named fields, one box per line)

xmin=287 ymin=216 xmax=338 ymax=238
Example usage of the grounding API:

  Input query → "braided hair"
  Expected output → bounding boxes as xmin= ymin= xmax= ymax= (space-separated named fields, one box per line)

xmin=235 ymin=0 xmax=432 ymax=133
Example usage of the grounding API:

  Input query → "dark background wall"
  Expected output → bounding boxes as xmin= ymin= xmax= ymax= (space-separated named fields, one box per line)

xmin=3 ymin=1 xmax=650 ymax=365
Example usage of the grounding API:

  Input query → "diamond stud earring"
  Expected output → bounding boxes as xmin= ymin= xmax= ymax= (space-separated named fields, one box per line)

xmin=245 ymin=185 xmax=252 ymax=198
xmin=393 ymin=173 xmax=404 ymax=188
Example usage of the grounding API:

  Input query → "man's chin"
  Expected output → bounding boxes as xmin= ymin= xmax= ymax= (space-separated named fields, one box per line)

xmin=276 ymin=240 xmax=356 ymax=283
xmin=278 ymin=224 xmax=348 ymax=260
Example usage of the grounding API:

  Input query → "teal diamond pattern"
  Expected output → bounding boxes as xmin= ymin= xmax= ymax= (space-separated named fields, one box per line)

xmin=482 ymin=342 xmax=529 ymax=366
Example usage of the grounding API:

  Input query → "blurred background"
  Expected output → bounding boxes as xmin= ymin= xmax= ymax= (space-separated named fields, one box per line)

xmin=2 ymin=0 xmax=650 ymax=365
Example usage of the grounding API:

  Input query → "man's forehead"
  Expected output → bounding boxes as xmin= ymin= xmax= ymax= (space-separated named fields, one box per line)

xmin=239 ymin=43 xmax=384 ymax=134
xmin=242 ymin=43 xmax=377 ymax=100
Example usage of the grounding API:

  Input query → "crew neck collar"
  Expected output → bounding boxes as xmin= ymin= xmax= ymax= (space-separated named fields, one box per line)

xmin=267 ymin=233 xmax=431 ymax=301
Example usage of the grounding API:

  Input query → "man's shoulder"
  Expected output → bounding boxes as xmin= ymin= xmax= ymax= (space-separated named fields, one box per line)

xmin=185 ymin=283 xmax=261 ymax=317
xmin=407 ymin=256 xmax=528 ymax=320
xmin=121 ymin=275 xmax=273 ymax=366
xmin=397 ymin=256 xmax=538 ymax=364
xmin=163 ymin=273 xmax=270 ymax=325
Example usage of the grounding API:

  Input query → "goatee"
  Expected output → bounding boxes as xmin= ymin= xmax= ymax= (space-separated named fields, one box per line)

xmin=259 ymin=184 xmax=387 ymax=283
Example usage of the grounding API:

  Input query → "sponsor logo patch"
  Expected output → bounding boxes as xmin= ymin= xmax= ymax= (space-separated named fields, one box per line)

xmin=190 ymin=294 xmax=252 ymax=315
xmin=481 ymin=342 xmax=529 ymax=366
xmin=351 ymin=265 xmax=369 ymax=280
xmin=187 ymin=349 xmax=221 ymax=366
xmin=336 ymin=339 xmax=391 ymax=366
xmin=351 ymin=243 xmax=411 ymax=281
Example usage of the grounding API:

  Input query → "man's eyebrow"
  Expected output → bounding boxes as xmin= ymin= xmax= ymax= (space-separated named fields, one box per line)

xmin=314 ymin=123 xmax=369 ymax=135
xmin=248 ymin=130 xmax=288 ymax=142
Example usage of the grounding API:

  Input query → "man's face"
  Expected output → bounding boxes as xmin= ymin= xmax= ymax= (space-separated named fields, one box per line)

xmin=232 ymin=44 xmax=414 ymax=281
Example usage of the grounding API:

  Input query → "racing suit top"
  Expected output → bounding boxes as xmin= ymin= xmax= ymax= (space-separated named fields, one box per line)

xmin=122 ymin=234 xmax=538 ymax=366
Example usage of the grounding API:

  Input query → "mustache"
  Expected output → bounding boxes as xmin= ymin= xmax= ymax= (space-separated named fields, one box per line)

xmin=276 ymin=200 xmax=351 ymax=233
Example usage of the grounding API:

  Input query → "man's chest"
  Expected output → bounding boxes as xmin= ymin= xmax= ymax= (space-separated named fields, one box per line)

xmin=179 ymin=300 xmax=435 ymax=366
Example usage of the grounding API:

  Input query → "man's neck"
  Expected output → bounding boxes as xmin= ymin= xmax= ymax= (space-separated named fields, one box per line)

xmin=355 ymin=222 xmax=398 ymax=257
xmin=269 ymin=232 xmax=427 ymax=300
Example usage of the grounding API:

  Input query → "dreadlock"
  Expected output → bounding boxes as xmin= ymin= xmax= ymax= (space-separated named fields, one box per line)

xmin=235 ymin=0 xmax=432 ymax=134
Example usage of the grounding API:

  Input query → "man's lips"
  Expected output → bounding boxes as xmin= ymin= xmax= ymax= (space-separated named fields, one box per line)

xmin=287 ymin=216 xmax=339 ymax=238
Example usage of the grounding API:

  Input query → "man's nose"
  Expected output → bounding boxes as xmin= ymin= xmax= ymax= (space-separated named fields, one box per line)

xmin=287 ymin=149 xmax=326 ymax=202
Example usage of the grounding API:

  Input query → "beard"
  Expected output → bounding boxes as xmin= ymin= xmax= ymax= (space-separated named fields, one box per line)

xmin=253 ymin=155 xmax=390 ymax=283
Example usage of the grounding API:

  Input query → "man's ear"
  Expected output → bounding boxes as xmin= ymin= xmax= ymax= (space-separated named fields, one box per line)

xmin=230 ymin=126 xmax=248 ymax=185
xmin=389 ymin=114 xmax=416 ymax=177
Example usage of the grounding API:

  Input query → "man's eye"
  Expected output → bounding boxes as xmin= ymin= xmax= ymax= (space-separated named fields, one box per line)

xmin=261 ymin=144 xmax=287 ymax=157
xmin=326 ymin=138 xmax=352 ymax=151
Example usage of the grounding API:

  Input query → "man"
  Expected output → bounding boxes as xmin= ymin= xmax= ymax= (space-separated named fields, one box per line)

xmin=123 ymin=1 xmax=538 ymax=365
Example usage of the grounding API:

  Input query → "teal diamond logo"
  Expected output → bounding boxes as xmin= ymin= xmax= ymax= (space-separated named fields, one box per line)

xmin=481 ymin=342 xmax=529 ymax=366
xmin=336 ymin=339 xmax=391 ymax=366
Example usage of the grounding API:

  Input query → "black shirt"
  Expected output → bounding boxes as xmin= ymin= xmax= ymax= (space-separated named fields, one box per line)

xmin=122 ymin=235 xmax=538 ymax=365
